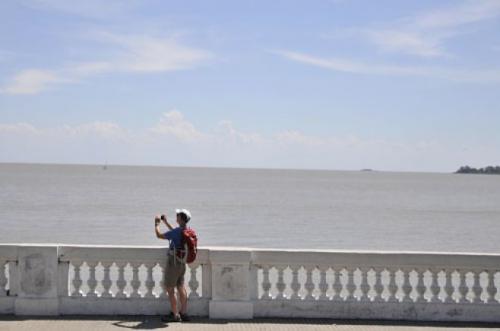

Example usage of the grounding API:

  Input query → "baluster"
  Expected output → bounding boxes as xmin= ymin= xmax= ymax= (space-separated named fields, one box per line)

xmin=387 ymin=268 xmax=399 ymax=302
xmin=332 ymin=267 xmax=343 ymax=301
xmin=71 ymin=260 xmax=83 ymax=297
xmin=415 ymin=268 xmax=426 ymax=303
xmin=290 ymin=265 xmax=301 ymax=300
xmin=130 ymin=262 xmax=141 ymax=298
xmin=0 ymin=260 xmax=7 ymax=296
xmin=261 ymin=265 xmax=272 ymax=300
xmin=144 ymin=262 xmax=155 ymax=298
xmin=188 ymin=265 xmax=200 ymax=298
xmin=86 ymin=261 xmax=98 ymax=297
xmin=359 ymin=267 xmax=370 ymax=302
xmin=101 ymin=261 xmax=112 ymax=298
xmin=304 ymin=266 xmax=315 ymax=300
xmin=401 ymin=268 xmax=412 ymax=303
xmin=345 ymin=267 xmax=356 ymax=301
xmin=318 ymin=266 xmax=329 ymax=300
xmin=373 ymin=267 xmax=384 ymax=302
xmin=275 ymin=265 xmax=286 ymax=300
xmin=472 ymin=270 xmax=483 ymax=304
xmin=429 ymin=268 xmax=441 ymax=303
xmin=115 ymin=261 xmax=127 ymax=298
xmin=202 ymin=264 xmax=212 ymax=299
xmin=458 ymin=270 xmax=468 ymax=304
xmin=444 ymin=269 xmax=455 ymax=303
xmin=159 ymin=264 xmax=168 ymax=299
xmin=486 ymin=270 xmax=498 ymax=304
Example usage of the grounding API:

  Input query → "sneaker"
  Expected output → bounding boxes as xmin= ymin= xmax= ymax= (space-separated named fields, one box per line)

xmin=161 ymin=312 xmax=182 ymax=323
xmin=179 ymin=313 xmax=190 ymax=322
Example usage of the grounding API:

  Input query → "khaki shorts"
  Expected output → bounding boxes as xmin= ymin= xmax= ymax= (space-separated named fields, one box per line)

xmin=163 ymin=254 xmax=186 ymax=288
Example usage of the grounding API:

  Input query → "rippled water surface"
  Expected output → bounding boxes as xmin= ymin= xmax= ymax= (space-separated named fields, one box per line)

xmin=1 ymin=163 xmax=499 ymax=252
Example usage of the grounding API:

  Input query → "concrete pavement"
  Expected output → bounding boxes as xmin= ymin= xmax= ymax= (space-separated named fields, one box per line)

xmin=1 ymin=316 xmax=500 ymax=331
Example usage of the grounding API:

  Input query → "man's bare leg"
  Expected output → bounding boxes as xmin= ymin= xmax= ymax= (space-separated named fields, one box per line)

xmin=177 ymin=284 xmax=188 ymax=314
xmin=166 ymin=287 xmax=179 ymax=316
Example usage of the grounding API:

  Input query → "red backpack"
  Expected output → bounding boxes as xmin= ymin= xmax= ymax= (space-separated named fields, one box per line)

xmin=176 ymin=227 xmax=198 ymax=264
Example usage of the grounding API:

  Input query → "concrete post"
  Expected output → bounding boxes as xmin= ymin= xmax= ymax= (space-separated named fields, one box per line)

xmin=15 ymin=245 xmax=59 ymax=315
xmin=208 ymin=249 xmax=253 ymax=319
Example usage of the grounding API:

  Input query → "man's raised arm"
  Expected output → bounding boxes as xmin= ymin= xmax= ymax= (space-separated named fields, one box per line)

xmin=155 ymin=215 xmax=166 ymax=239
xmin=161 ymin=214 xmax=174 ymax=230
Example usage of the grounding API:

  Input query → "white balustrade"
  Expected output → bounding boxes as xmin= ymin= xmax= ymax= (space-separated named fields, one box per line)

xmin=359 ymin=267 xmax=370 ymax=302
xmin=304 ymin=266 xmax=315 ymax=300
xmin=429 ymin=268 xmax=440 ymax=303
xmin=275 ymin=265 xmax=286 ymax=300
xmin=472 ymin=270 xmax=482 ymax=304
xmin=373 ymin=267 xmax=384 ymax=302
xmin=415 ymin=268 xmax=426 ymax=303
xmin=144 ymin=262 xmax=155 ymax=299
xmin=457 ymin=270 xmax=468 ymax=303
xmin=289 ymin=265 xmax=301 ymax=300
xmin=130 ymin=262 xmax=141 ymax=298
xmin=444 ymin=268 xmax=455 ymax=303
xmin=100 ymin=261 xmax=113 ymax=298
xmin=1 ymin=244 xmax=500 ymax=321
xmin=86 ymin=261 xmax=98 ymax=297
xmin=318 ymin=266 xmax=328 ymax=300
xmin=332 ymin=268 xmax=342 ymax=301
xmin=71 ymin=261 xmax=83 ymax=297
xmin=260 ymin=265 xmax=272 ymax=300
xmin=48 ymin=246 xmax=208 ymax=304
xmin=486 ymin=270 xmax=497 ymax=303
xmin=345 ymin=267 xmax=356 ymax=301
xmin=188 ymin=265 xmax=200 ymax=298
xmin=387 ymin=268 xmax=398 ymax=302
xmin=249 ymin=248 xmax=500 ymax=322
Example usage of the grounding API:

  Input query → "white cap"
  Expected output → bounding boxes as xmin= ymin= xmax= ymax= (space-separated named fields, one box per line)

xmin=175 ymin=208 xmax=191 ymax=222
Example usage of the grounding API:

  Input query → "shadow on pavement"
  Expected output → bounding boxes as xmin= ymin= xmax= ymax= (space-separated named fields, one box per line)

xmin=2 ymin=315 xmax=500 ymax=329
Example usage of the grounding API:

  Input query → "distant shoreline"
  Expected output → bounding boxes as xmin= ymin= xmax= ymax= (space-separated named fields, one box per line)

xmin=455 ymin=165 xmax=500 ymax=175
xmin=4 ymin=162 xmax=500 ymax=175
xmin=0 ymin=162 xmax=450 ymax=174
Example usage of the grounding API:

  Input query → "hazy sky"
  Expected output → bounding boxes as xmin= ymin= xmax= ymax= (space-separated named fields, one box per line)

xmin=1 ymin=0 xmax=499 ymax=171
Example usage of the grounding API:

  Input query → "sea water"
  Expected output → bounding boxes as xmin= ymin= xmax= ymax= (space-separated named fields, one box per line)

xmin=1 ymin=163 xmax=499 ymax=253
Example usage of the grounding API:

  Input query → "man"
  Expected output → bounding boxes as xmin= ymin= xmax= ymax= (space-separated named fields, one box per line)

xmin=155 ymin=209 xmax=192 ymax=322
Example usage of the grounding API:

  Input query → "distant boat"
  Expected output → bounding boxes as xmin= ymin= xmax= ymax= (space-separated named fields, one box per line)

xmin=361 ymin=169 xmax=373 ymax=172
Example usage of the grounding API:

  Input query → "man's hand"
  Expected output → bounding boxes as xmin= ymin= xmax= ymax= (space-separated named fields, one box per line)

xmin=155 ymin=215 xmax=166 ymax=239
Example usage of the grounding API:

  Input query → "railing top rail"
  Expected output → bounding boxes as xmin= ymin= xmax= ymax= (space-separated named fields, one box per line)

xmin=3 ymin=243 xmax=500 ymax=256
xmin=2 ymin=244 xmax=500 ymax=269
xmin=58 ymin=245 xmax=209 ymax=265
xmin=0 ymin=245 xmax=18 ymax=260
xmin=248 ymin=249 xmax=500 ymax=269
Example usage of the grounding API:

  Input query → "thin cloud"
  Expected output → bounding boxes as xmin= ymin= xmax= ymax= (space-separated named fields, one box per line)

xmin=0 ymin=123 xmax=39 ymax=134
xmin=96 ymin=33 xmax=212 ymax=73
xmin=363 ymin=30 xmax=448 ymax=58
xmin=1 ymin=111 xmax=495 ymax=171
xmin=1 ymin=34 xmax=213 ymax=95
xmin=415 ymin=0 xmax=500 ymax=29
xmin=149 ymin=110 xmax=208 ymax=143
xmin=216 ymin=120 xmax=265 ymax=145
xmin=273 ymin=50 xmax=500 ymax=83
xmin=0 ymin=69 xmax=70 ymax=95
xmin=333 ymin=0 xmax=500 ymax=58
